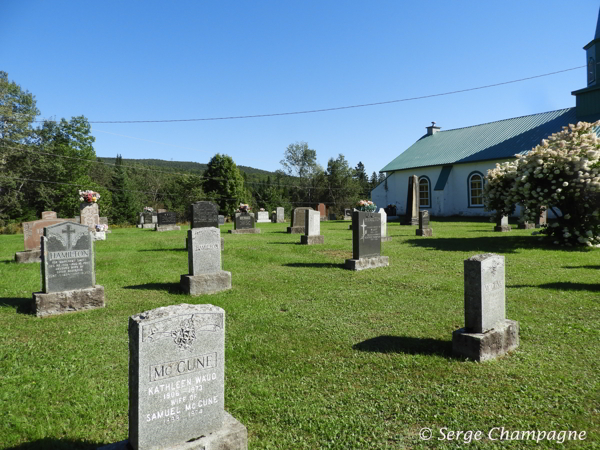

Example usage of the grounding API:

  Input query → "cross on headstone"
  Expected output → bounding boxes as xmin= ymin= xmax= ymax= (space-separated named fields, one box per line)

xmin=62 ymin=224 xmax=76 ymax=250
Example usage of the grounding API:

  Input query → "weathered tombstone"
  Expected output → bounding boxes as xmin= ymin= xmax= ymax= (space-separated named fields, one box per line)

xmin=416 ymin=210 xmax=433 ymax=236
xmin=287 ymin=207 xmax=312 ymax=233
xmin=15 ymin=215 xmax=67 ymax=263
xmin=536 ymin=206 xmax=547 ymax=228
xmin=218 ymin=215 xmax=225 ymax=226
xmin=181 ymin=228 xmax=232 ymax=295
xmin=276 ymin=207 xmax=285 ymax=223
xmin=80 ymin=202 xmax=100 ymax=231
xmin=402 ymin=175 xmax=419 ymax=225
xmin=300 ymin=210 xmax=324 ymax=245
xmin=378 ymin=208 xmax=392 ymax=242
xmin=141 ymin=212 xmax=155 ymax=229
xmin=156 ymin=212 xmax=180 ymax=232
xmin=256 ymin=211 xmax=270 ymax=223
xmin=494 ymin=215 xmax=511 ymax=232
xmin=452 ymin=253 xmax=519 ymax=361
xmin=98 ymin=304 xmax=247 ymax=450
xmin=229 ymin=212 xmax=260 ymax=234
xmin=188 ymin=202 xmax=224 ymax=251
xmin=345 ymin=211 xmax=389 ymax=271
xmin=343 ymin=209 xmax=352 ymax=220
xmin=41 ymin=211 xmax=57 ymax=219
xmin=316 ymin=203 xmax=326 ymax=220
xmin=31 ymin=222 xmax=104 ymax=317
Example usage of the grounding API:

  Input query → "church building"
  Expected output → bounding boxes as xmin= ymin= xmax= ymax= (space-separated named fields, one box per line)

xmin=371 ymin=12 xmax=600 ymax=218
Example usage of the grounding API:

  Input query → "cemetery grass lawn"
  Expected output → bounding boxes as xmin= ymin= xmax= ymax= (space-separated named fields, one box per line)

xmin=0 ymin=219 xmax=598 ymax=449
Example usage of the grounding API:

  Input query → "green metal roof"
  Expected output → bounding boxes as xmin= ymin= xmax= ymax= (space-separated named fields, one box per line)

xmin=380 ymin=108 xmax=581 ymax=172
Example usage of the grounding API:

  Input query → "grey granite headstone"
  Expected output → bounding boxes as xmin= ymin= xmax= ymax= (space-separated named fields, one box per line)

xmin=416 ymin=210 xmax=433 ymax=236
xmin=234 ymin=212 xmax=254 ymax=230
xmin=191 ymin=202 xmax=218 ymax=229
xmin=287 ymin=207 xmax=312 ymax=233
xmin=158 ymin=212 xmax=177 ymax=226
xmin=345 ymin=211 xmax=388 ymax=270
xmin=276 ymin=207 xmax=284 ymax=223
xmin=453 ymin=253 xmax=519 ymax=361
xmin=218 ymin=215 xmax=225 ymax=226
xmin=128 ymin=304 xmax=227 ymax=450
xmin=402 ymin=175 xmax=419 ymax=225
xmin=301 ymin=210 xmax=324 ymax=245
xmin=494 ymin=215 xmax=511 ymax=232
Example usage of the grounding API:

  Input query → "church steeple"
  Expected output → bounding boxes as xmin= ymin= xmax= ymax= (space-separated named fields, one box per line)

xmin=572 ymin=7 xmax=600 ymax=119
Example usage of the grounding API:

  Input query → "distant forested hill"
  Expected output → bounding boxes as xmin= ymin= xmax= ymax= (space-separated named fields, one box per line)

xmin=97 ymin=157 xmax=275 ymax=176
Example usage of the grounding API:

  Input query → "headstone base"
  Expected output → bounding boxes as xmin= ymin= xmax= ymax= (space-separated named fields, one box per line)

xmin=416 ymin=228 xmax=433 ymax=236
xmin=402 ymin=218 xmax=419 ymax=225
xmin=300 ymin=235 xmax=324 ymax=245
xmin=97 ymin=411 xmax=247 ymax=450
xmin=494 ymin=225 xmax=512 ymax=232
xmin=228 ymin=228 xmax=261 ymax=234
xmin=136 ymin=224 xmax=143 ymax=228
xmin=142 ymin=223 xmax=155 ymax=229
xmin=344 ymin=256 xmax=389 ymax=271
xmin=180 ymin=272 xmax=232 ymax=295
xmin=343 ymin=216 xmax=351 ymax=221
xmin=518 ymin=223 xmax=535 ymax=229
xmin=32 ymin=286 xmax=105 ymax=318
xmin=286 ymin=226 xmax=304 ymax=234
xmin=381 ymin=236 xmax=393 ymax=242
xmin=15 ymin=250 xmax=41 ymax=263
xmin=256 ymin=219 xmax=271 ymax=223
xmin=92 ymin=231 xmax=106 ymax=241
xmin=156 ymin=225 xmax=181 ymax=232
xmin=186 ymin=237 xmax=225 ymax=251
xmin=452 ymin=319 xmax=519 ymax=361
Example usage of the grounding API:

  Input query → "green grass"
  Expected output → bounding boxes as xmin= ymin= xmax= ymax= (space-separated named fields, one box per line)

xmin=0 ymin=219 xmax=598 ymax=449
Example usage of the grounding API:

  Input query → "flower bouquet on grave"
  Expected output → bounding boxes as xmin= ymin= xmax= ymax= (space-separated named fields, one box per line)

xmin=356 ymin=200 xmax=377 ymax=212
xmin=95 ymin=224 xmax=108 ymax=232
xmin=143 ymin=206 xmax=154 ymax=212
xmin=79 ymin=190 xmax=100 ymax=203
xmin=238 ymin=203 xmax=251 ymax=213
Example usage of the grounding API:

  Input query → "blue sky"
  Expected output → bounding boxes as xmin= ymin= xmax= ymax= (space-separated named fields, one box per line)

xmin=1 ymin=1 xmax=598 ymax=177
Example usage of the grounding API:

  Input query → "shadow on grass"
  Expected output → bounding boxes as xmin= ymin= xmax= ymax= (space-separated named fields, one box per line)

xmin=353 ymin=335 xmax=453 ymax=357
xmin=0 ymin=297 xmax=33 ymax=315
xmin=267 ymin=241 xmax=296 ymax=245
xmin=511 ymin=282 xmax=600 ymax=292
xmin=283 ymin=262 xmax=346 ymax=269
xmin=562 ymin=265 xmax=600 ymax=270
xmin=138 ymin=248 xmax=186 ymax=252
xmin=123 ymin=282 xmax=181 ymax=293
xmin=4 ymin=438 xmax=102 ymax=450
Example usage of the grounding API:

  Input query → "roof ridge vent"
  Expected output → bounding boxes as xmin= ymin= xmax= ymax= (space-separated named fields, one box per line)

xmin=426 ymin=121 xmax=441 ymax=136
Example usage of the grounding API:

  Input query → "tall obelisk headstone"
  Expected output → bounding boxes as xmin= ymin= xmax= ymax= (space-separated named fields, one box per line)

xmin=402 ymin=175 xmax=419 ymax=225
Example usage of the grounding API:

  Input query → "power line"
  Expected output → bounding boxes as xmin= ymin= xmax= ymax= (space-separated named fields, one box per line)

xmin=6 ymin=65 xmax=583 ymax=125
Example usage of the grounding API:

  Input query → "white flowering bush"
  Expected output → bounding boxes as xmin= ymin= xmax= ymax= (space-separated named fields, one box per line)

xmin=484 ymin=121 xmax=600 ymax=246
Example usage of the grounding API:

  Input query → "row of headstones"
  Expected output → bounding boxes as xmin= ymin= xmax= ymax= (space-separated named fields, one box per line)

xmin=15 ymin=206 xmax=109 ymax=264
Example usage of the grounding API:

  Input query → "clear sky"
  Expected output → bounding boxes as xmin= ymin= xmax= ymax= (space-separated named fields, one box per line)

xmin=1 ymin=1 xmax=598 ymax=177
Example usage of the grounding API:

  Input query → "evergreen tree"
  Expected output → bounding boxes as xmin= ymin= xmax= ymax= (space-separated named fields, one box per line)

xmin=203 ymin=154 xmax=246 ymax=216
xmin=111 ymin=154 xmax=137 ymax=224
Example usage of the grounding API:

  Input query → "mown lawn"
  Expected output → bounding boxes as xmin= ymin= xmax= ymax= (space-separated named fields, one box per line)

xmin=0 ymin=219 xmax=598 ymax=449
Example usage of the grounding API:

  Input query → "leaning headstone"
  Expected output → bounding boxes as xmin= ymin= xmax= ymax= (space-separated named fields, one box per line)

xmin=80 ymin=202 xmax=100 ymax=231
xmin=345 ymin=211 xmax=389 ymax=271
xmin=156 ymin=212 xmax=180 ymax=232
xmin=301 ymin=210 xmax=324 ymax=245
xmin=494 ymin=215 xmax=511 ymax=232
xmin=229 ymin=212 xmax=260 ymax=234
xmin=378 ymin=208 xmax=392 ymax=242
xmin=188 ymin=202 xmax=224 ymax=251
xmin=402 ymin=175 xmax=419 ymax=225
xmin=452 ymin=254 xmax=519 ymax=361
xmin=535 ymin=206 xmax=547 ymax=228
xmin=181 ymin=228 xmax=232 ymax=295
xmin=31 ymin=222 xmax=104 ymax=317
xmin=98 ymin=304 xmax=247 ymax=450
xmin=15 ymin=215 xmax=67 ymax=263
xmin=287 ymin=207 xmax=312 ymax=233
xmin=416 ymin=210 xmax=433 ymax=236
xmin=256 ymin=211 xmax=270 ymax=223
xmin=276 ymin=207 xmax=285 ymax=223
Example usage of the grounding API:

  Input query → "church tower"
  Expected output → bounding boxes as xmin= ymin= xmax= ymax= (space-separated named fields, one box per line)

xmin=572 ymin=8 xmax=600 ymax=119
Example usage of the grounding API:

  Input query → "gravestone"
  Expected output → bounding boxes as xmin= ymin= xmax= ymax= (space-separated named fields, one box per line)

xmin=316 ymin=203 xmax=326 ymax=220
xmin=345 ymin=211 xmax=389 ymax=271
xmin=328 ymin=213 xmax=337 ymax=221
xmin=80 ymin=202 xmax=100 ymax=231
xmin=141 ymin=212 xmax=154 ymax=228
xmin=494 ymin=215 xmax=511 ymax=232
xmin=41 ymin=211 xmax=57 ymax=219
xmin=270 ymin=211 xmax=277 ymax=223
xmin=99 ymin=304 xmax=247 ymax=450
xmin=402 ymin=175 xmax=419 ymax=225
xmin=276 ymin=207 xmax=285 ymax=223
xmin=301 ymin=210 xmax=324 ymax=245
xmin=256 ymin=211 xmax=270 ymax=223
xmin=536 ymin=206 xmax=547 ymax=228
xmin=343 ymin=209 xmax=352 ymax=220
xmin=378 ymin=208 xmax=392 ymax=242
xmin=218 ymin=215 xmax=225 ymax=226
xmin=287 ymin=207 xmax=312 ymax=233
xmin=156 ymin=212 xmax=180 ymax=232
xmin=229 ymin=212 xmax=260 ymax=234
xmin=31 ymin=222 xmax=104 ymax=317
xmin=452 ymin=254 xmax=519 ymax=361
xmin=189 ymin=202 xmax=223 ymax=250
xmin=181 ymin=228 xmax=231 ymax=295
xmin=15 ymin=215 xmax=67 ymax=263
xmin=416 ymin=210 xmax=433 ymax=236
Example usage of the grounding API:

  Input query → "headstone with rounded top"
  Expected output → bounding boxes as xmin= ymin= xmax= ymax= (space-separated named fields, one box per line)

xmin=16 ymin=214 xmax=68 ymax=263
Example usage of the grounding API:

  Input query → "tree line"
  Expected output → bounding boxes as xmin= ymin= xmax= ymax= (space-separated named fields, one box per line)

xmin=0 ymin=72 xmax=385 ymax=227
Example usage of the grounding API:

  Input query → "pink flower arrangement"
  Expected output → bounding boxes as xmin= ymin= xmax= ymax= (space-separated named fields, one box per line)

xmin=79 ymin=190 xmax=100 ymax=203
